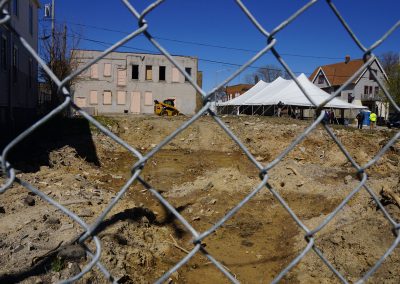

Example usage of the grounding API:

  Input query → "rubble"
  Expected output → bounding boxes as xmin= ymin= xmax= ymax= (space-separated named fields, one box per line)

xmin=0 ymin=115 xmax=398 ymax=283
xmin=23 ymin=195 xmax=35 ymax=206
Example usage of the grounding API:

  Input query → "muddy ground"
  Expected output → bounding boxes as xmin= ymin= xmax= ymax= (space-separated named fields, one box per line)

xmin=0 ymin=115 xmax=399 ymax=283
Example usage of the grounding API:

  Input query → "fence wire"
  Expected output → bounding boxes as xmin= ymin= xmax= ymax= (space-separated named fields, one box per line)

xmin=1 ymin=0 xmax=400 ymax=283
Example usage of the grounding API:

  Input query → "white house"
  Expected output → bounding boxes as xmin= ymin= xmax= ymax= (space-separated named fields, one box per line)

xmin=310 ymin=56 xmax=389 ymax=119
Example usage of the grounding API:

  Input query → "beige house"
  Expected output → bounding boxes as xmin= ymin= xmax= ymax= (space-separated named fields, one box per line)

xmin=72 ymin=50 xmax=199 ymax=115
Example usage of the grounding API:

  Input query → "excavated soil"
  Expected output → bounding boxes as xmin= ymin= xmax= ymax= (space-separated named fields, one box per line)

xmin=0 ymin=115 xmax=399 ymax=284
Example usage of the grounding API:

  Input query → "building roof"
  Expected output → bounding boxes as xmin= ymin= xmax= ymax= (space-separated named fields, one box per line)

xmin=309 ymin=58 xmax=365 ymax=86
xmin=225 ymin=84 xmax=254 ymax=95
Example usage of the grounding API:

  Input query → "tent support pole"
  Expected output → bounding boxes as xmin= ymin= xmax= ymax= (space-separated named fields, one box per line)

xmin=254 ymin=105 xmax=262 ymax=115
xmin=263 ymin=105 xmax=272 ymax=116
xmin=242 ymin=105 xmax=251 ymax=115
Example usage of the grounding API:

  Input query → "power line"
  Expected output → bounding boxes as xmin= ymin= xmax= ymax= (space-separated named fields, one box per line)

xmin=40 ymin=19 xmax=343 ymax=60
xmin=63 ymin=33 xmax=379 ymax=80
xmin=58 ymin=32 xmax=309 ymax=73
xmin=40 ymin=20 xmax=378 ymax=80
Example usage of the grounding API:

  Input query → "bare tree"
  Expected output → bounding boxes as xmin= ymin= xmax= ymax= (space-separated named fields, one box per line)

xmin=379 ymin=51 xmax=400 ymax=107
xmin=246 ymin=64 xmax=290 ymax=84
xmin=39 ymin=23 xmax=80 ymax=113
xmin=210 ymin=86 xmax=226 ymax=102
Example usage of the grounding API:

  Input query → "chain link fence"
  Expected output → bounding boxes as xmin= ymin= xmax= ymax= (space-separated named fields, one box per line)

xmin=1 ymin=0 xmax=400 ymax=283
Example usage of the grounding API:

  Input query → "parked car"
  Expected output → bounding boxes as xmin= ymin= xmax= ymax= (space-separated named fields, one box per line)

xmin=386 ymin=113 xmax=400 ymax=128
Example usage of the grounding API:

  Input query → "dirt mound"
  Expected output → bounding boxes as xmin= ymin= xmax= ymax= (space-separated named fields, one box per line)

xmin=0 ymin=115 xmax=399 ymax=283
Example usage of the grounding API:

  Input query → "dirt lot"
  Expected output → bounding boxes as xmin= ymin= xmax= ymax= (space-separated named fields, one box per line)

xmin=0 ymin=115 xmax=399 ymax=283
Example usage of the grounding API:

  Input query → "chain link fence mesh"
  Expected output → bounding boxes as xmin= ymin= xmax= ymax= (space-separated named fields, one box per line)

xmin=1 ymin=0 xmax=400 ymax=283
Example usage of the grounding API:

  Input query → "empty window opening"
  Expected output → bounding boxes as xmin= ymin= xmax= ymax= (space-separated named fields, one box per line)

xmin=159 ymin=66 xmax=166 ymax=81
xmin=132 ymin=64 xmax=139 ymax=79
xmin=185 ymin=67 xmax=192 ymax=82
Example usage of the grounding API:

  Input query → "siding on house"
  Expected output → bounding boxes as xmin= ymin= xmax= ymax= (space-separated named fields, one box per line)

xmin=312 ymin=69 xmax=330 ymax=89
xmin=353 ymin=61 xmax=385 ymax=101
xmin=0 ymin=0 xmax=39 ymax=129
xmin=72 ymin=50 xmax=199 ymax=115
xmin=310 ymin=57 xmax=389 ymax=119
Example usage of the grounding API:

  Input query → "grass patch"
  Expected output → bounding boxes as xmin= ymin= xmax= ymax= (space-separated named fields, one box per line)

xmin=51 ymin=257 xmax=64 ymax=272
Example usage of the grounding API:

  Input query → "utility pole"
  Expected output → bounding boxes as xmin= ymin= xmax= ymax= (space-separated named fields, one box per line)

xmin=51 ymin=0 xmax=55 ymax=68
xmin=50 ymin=0 xmax=55 ymax=106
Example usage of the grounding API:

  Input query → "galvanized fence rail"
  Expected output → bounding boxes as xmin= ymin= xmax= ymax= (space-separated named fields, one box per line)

xmin=1 ymin=0 xmax=399 ymax=283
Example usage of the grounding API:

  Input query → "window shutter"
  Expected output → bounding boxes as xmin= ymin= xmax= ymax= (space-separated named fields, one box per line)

xmin=117 ymin=91 xmax=126 ymax=105
xmin=76 ymin=97 xmax=86 ymax=107
xmin=172 ymin=67 xmax=180 ymax=82
xmin=104 ymin=63 xmax=112 ymax=77
xmin=91 ymin=64 xmax=98 ymax=79
xmin=90 ymin=90 xmax=98 ymax=104
xmin=146 ymin=65 xmax=153 ymax=81
xmin=103 ymin=91 xmax=112 ymax=105
xmin=117 ymin=69 xmax=126 ymax=86
xmin=144 ymin=91 xmax=153 ymax=106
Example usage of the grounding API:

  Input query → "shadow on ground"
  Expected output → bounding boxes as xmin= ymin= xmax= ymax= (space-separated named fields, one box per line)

xmin=0 ymin=205 xmax=180 ymax=283
xmin=0 ymin=116 xmax=100 ymax=172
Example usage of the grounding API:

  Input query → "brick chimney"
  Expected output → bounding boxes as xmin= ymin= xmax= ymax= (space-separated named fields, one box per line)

xmin=345 ymin=55 xmax=350 ymax=63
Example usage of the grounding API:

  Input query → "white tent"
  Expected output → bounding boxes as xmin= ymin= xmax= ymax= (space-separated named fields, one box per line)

xmin=218 ymin=74 xmax=366 ymax=109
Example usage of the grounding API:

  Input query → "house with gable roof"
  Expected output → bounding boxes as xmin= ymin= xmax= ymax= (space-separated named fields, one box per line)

xmin=309 ymin=55 xmax=389 ymax=120
xmin=225 ymin=84 xmax=254 ymax=101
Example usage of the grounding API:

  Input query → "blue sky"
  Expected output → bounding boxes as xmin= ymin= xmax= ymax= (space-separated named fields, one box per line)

xmin=40 ymin=0 xmax=400 ymax=92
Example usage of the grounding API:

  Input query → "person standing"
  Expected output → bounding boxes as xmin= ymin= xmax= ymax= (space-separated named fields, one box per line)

xmin=329 ymin=110 xmax=335 ymax=124
xmin=294 ymin=107 xmax=300 ymax=119
xmin=356 ymin=111 xmax=364 ymax=129
xmin=323 ymin=110 xmax=330 ymax=124
xmin=370 ymin=111 xmax=377 ymax=129
xmin=277 ymin=101 xmax=284 ymax=117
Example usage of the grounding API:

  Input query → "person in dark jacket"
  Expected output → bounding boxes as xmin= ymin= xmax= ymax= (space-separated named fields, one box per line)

xmin=323 ymin=110 xmax=330 ymax=124
xmin=329 ymin=110 xmax=335 ymax=124
xmin=356 ymin=111 xmax=364 ymax=129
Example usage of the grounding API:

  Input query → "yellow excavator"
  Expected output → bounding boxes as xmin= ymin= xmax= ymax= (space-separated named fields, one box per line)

xmin=154 ymin=99 xmax=180 ymax=116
